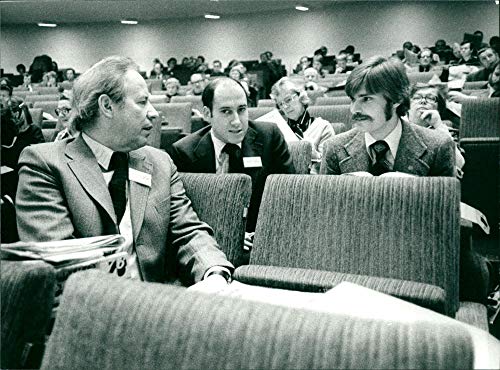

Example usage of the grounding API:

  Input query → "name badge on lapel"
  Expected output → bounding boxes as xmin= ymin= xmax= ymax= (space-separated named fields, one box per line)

xmin=243 ymin=156 xmax=262 ymax=168
xmin=129 ymin=168 xmax=152 ymax=187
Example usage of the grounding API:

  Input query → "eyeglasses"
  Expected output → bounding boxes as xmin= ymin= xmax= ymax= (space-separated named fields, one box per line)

xmin=55 ymin=107 xmax=71 ymax=116
xmin=276 ymin=93 xmax=298 ymax=109
xmin=411 ymin=94 xmax=438 ymax=103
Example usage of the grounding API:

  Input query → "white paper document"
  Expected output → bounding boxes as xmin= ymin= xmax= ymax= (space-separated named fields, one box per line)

xmin=255 ymin=109 xmax=299 ymax=143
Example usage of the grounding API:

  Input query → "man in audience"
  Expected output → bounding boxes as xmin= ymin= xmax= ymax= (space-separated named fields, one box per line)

xmin=458 ymin=41 xmax=480 ymax=66
xmin=320 ymin=56 xmax=456 ymax=177
xmin=52 ymin=96 xmax=77 ymax=141
xmin=449 ymin=60 xmax=500 ymax=103
xmin=0 ymin=85 xmax=12 ymax=106
xmin=466 ymin=47 xmax=499 ymax=82
xmin=210 ymin=60 xmax=225 ymax=77
xmin=65 ymin=68 xmax=76 ymax=82
xmin=187 ymin=73 xmax=207 ymax=96
xmin=303 ymin=67 xmax=327 ymax=103
xmin=15 ymin=56 xmax=233 ymax=287
xmin=170 ymin=77 xmax=295 ymax=238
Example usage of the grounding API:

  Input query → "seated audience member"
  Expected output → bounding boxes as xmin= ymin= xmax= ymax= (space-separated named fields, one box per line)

xmin=408 ymin=84 xmax=465 ymax=177
xmin=52 ymin=96 xmax=77 ymax=141
xmin=320 ymin=56 xmax=456 ymax=177
xmin=16 ymin=63 xmax=27 ymax=76
xmin=41 ymin=71 xmax=58 ymax=87
xmin=449 ymin=42 xmax=463 ymax=65
xmin=431 ymin=39 xmax=453 ymax=64
xmin=1 ymin=98 xmax=44 ymax=199
xmin=163 ymin=57 xmax=178 ymax=78
xmin=312 ymin=55 xmax=327 ymax=78
xmin=170 ymin=77 xmax=295 ymax=238
xmin=490 ymin=36 xmax=500 ymax=55
xmin=473 ymin=29 xmax=489 ymax=50
xmin=271 ymin=77 xmax=335 ymax=174
xmin=466 ymin=47 xmax=499 ymax=82
xmin=187 ymin=73 xmax=207 ymax=96
xmin=449 ymin=60 xmax=500 ymax=102
xmin=163 ymin=77 xmax=181 ymax=102
xmin=21 ymin=73 xmax=34 ymax=91
xmin=229 ymin=65 xmax=250 ymax=95
xmin=15 ymin=56 xmax=233 ymax=287
xmin=303 ymin=67 xmax=327 ymax=103
xmin=0 ymin=85 xmax=12 ymax=106
xmin=65 ymin=68 xmax=76 ymax=82
xmin=257 ymin=52 xmax=282 ymax=98
xmin=210 ymin=60 xmax=226 ymax=77
xmin=414 ymin=48 xmax=440 ymax=72
xmin=334 ymin=53 xmax=355 ymax=74
xmin=458 ymin=41 xmax=480 ymax=66
xmin=293 ymin=56 xmax=311 ymax=75
xmin=149 ymin=59 xmax=164 ymax=79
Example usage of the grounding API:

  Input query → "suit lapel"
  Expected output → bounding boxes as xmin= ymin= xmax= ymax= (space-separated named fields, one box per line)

xmin=394 ymin=120 xmax=429 ymax=175
xmin=193 ymin=130 xmax=216 ymax=172
xmin=66 ymin=135 xmax=116 ymax=223
xmin=339 ymin=131 xmax=371 ymax=173
xmin=128 ymin=150 xmax=153 ymax=241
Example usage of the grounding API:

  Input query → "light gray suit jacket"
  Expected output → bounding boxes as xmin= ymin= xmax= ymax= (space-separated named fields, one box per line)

xmin=320 ymin=120 xmax=456 ymax=177
xmin=15 ymin=134 xmax=233 ymax=284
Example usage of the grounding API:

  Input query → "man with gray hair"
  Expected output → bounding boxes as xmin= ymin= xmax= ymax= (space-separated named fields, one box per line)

xmin=16 ymin=56 xmax=233 ymax=287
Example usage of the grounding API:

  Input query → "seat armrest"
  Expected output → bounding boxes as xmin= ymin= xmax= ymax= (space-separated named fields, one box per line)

xmin=235 ymin=265 xmax=448 ymax=315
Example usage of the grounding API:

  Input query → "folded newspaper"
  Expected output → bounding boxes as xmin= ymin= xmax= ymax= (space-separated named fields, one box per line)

xmin=1 ymin=235 xmax=126 ymax=266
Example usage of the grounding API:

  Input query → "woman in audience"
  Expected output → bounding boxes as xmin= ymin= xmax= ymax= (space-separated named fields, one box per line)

xmin=271 ymin=77 xmax=335 ymax=174
xmin=408 ymin=84 xmax=465 ymax=176
xmin=229 ymin=65 xmax=250 ymax=95
xmin=41 ymin=71 xmax=58 ymax=87
xmin=150 ymin=59 xmax=164 ymax=79
xmin=52 ymin=96 xmax=76 ymax=141
xmin=163 ymin=77 xmax=181 ymax=102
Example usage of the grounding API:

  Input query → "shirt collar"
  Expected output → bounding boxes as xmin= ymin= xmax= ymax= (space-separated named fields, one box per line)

xmin=81 ymin=132 xmax=116 ymax=171
xmin=210 ymin=129 xmax=242 ymax=161
xmin=364 ymin=119 xmax=403 ymax=159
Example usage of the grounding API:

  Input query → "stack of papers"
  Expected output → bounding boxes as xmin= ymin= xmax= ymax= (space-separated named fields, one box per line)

xmin=1 ymin=235 xmax=126 ymax=268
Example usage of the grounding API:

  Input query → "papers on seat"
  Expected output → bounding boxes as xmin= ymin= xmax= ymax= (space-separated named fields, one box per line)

xmin=1 ymin=235 xmax=126 ymax=266
xmin=255 ymin=109 xmax=299 ymax=143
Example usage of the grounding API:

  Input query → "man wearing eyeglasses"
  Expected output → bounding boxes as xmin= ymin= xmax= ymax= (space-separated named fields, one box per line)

xmin=321 ymin=56 xmax=456 ymax=177
xmin=52 ymin=96 xmax=77 ymax=141
xmin=187 ymin=73 xmax=207 ymax=96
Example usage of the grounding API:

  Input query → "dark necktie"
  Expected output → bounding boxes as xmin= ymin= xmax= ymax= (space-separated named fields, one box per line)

xmin=369 ymin=140 xmax=391 ymax=176
xmin=108 ymin=152 xmax=128 ymax=224
xmin=222 ymin=144 xmax=244 ymax=173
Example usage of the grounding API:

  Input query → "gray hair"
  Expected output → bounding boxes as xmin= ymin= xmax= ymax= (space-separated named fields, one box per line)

xmin=71 ymin=56 xmax=139 ymax=131
xmin=271 ymin=77 xmax=311 ymax=106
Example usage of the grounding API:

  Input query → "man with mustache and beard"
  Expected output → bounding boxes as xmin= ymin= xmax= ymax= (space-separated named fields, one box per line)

xmin=320 ymin=56 xmax=456 ymax=177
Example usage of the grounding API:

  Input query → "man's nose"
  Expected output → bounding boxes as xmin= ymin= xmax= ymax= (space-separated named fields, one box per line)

xmin=230 ymin=112 xmax=241 ymax=126
xmin=350 ymin=99 xmax=360 ymax=113
xmin=147 ymin=103 xmax=159 ymax=120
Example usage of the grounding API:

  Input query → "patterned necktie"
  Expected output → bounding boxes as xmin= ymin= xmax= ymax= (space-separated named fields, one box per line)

xmin=369 ymin=140 xmax=391 ymax=176
xmin=108 ymin=152 xmax=128 ymax=223
xmin=222 ymin=144 xmax=244 ymax=173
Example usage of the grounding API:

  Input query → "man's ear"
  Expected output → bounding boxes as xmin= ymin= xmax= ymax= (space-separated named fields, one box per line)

xmin=202 ymin=106 xmax=212 ymax=122
xmin=98 ymin=95 xmax=114 ymax=119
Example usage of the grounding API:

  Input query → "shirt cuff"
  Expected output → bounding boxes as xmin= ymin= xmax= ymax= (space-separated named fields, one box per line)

xmin=203 ymin=266 xmax=232 ymax=283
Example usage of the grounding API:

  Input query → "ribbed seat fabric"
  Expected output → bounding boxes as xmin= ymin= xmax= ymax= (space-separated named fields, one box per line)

xmin=314 ymin=96 xmax=352 ymax=106
xmin=460 ymin=98 xmax=500 ymax=139
xmin=1 ymin=260 xmax=56 ymax=369
xmin=287 ymin=141 xmax=312 ymax=174
xmin=248 ymin=175 xmax=461 ymax=314
xmin=152 ymin=102 xmax=192 ymax=133
xmin=42 ymin=270 xmax=475 ymax=370
xmin=179 ymin=173 xmax=252 ymax=268
xmin=309 ymin=105 xmax=352 ymax=131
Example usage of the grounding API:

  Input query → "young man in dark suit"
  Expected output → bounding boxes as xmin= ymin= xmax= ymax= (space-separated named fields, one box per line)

xmin=320 ymin=56 xmax=456 ymax=177
xmin=171 ymin=77 xmax=295 ymax=240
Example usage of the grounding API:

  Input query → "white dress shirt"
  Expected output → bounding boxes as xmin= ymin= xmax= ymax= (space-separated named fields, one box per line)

xmin=364 ymin=119 xmax=403 ymax=170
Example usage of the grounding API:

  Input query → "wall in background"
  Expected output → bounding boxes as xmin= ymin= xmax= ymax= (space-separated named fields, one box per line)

xmin=1 ymin=1 xmax=498 ymax=74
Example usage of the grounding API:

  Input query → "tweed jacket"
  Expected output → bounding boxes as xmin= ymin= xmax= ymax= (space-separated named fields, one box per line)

xmin=170 ymin=120 xmax=295 ymax=231
xmin=320 ymin=119 xmax=456 ymax=177
xmin=15 ymin=134 xmax=233 ymax=284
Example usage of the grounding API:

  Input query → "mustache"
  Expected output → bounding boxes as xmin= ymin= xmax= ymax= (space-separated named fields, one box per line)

xmin=351 ymin=113 xmax=372 ymax=121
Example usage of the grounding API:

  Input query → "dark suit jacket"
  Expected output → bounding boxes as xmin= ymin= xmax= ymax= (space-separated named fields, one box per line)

xmin=171 ymin=120 xmax=295 ymax=231
xmin=16 ymin=135 xmax=233 ymax=284
xmin=320 ymin=119 xmax=456 ymax=177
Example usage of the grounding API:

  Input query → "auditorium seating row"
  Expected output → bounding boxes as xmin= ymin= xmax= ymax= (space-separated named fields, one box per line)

xmin=2 ymin=174 xmax=495 ymax=369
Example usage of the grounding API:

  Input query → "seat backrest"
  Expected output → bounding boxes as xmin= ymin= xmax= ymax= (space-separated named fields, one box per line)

xmin=25 ymin=94 xmax=60 ymax=105
xmin=257 ymin=99 xmax=275 ymax=107
xmin=460 ymin=137 xmax=500 ymax=239
xmin=171 ymin=95 xmax=203 ymax=113
xmin=29 ymin=107 xmax=43 ymax=127
xmin=41 ymin=270 xmax=474 ymax=370
xmin=325 ymin=89 xmax=348 ymax=97
xmin=309 ymin=105 xmax=352 ymax=131
xmin=33 ymin=101 xmax=58 ymax=116
xmin=149 ymin=94 xmax=167 ymax=104
xmin=314 ymin=96 xmax=352 ymax=106
xmin=147 ymin=79 xmax=163 ymax=92
xmin=153 ymin=102 xmax=192 ymax=133
xmin=2 ymin=260 xmax=56 ymax=369
xmin=247 ymin=106 xmax=274 ymax=120
xmin=179 ymin=173 xmax=252 ymax=267
xmin=33 ymin=86 xmax=59 ymax=95
xmin=160 ymin=127 xmax=186 ymax=156
xmin=287 ymin=141 xmax=312 ymax=174
xmin=250 ymin=175 xmax=461 ymax=313
xmin=463 ymin=81 xmax=488 ymax=90
xmin=460 ymin=98 xmax=500 ymax=139
xmin=407 ymin=71 xmax=435 ymax=84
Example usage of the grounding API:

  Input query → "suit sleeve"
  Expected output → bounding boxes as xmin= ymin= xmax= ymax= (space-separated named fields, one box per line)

xmin=319 ymin=139 xmax=341 ymax=175
xmin=431 ymin=136 xmax=456 ymax=177
xmin=166 ymin=157 xmax=234 ymax=284
xmin=16 ymin=146 xmax=76 ymax=241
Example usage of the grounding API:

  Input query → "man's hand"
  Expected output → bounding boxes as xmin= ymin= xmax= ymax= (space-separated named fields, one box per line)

xmin=244 ymin=232 xmax=254 ymax=251
xmin=448 ymin=91 xmax=475 ymax=104
xmin=188 ymin=274 xmax=229 ymax=294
